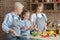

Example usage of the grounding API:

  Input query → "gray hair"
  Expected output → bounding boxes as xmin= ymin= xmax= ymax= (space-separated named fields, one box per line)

xmin=14 ymin=2 xmax=24 ymax=9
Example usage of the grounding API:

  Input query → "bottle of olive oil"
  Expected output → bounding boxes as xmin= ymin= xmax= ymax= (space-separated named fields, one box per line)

xmin=46 ymin=0 xmax=53 ymax=2
xmin=46 ymin=0 xmax=50 ymax=2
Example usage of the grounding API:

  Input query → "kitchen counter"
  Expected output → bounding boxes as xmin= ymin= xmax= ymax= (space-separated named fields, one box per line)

xmin=17 ymin=35 xmax=60 ymax=40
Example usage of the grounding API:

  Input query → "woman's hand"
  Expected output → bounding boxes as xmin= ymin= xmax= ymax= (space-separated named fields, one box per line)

xmin=26 ymin=25 xmax=34 ymax=31
xmin=29 ymin=25 xmax=35 ymax=30
xmin=44 ymin=23 xmax=47 ymax=30
xmin=21 ymin=26 xmax=27 ymax=30
xmin=34 ymin=25 xmax=42 ymax=33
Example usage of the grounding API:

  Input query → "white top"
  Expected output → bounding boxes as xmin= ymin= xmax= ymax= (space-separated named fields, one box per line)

xmin=31 ymin=13 xmax=47 ymax=23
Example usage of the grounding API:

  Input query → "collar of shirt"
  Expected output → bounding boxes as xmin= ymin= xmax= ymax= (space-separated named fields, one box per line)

xmin=11 ymin=12 xmax=20 ymax=20
xmin=12 ymin=12 xmax=19 ymax=17
xmin=36 ymin=13 xmax=42 ymax=18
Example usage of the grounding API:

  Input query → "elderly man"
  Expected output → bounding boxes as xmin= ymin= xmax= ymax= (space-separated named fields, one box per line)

xmin=2 ymin=2 xmax=24 ymax=40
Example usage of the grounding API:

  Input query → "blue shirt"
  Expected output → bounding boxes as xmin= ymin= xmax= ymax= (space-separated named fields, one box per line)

xmin=20 ymin=20 xmax=31 ymax=35
xmin=2 ymin=12 xmax=21 ymax=33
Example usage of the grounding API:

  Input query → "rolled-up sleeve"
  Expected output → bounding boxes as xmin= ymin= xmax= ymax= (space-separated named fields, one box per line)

xmin=2 ymin=14 xmax=13 ymax=33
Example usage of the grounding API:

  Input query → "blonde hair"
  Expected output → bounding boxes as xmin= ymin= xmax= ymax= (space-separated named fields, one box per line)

xmin=35 ymin=4 xmax=43 ymax=13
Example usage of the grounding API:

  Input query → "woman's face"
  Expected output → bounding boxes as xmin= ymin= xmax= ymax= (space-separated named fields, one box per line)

xmin=23 ymin=12 xmax=30 ymax=20
xmin=36 ymin=7 xmax=43 ymax=13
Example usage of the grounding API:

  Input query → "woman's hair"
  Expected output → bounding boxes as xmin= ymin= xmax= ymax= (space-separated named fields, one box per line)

xmin=21 ymin=9 xmax=30 ymax=20
xmin=34 ymin=4 xmax=43 ymax=13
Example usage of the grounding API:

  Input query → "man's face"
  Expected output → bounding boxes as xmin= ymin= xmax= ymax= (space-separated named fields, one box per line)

xmin=17 ymin=7 xmax=23 ymax=15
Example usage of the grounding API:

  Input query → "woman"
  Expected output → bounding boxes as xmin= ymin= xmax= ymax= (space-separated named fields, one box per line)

xmin=30 ymin=4 xmax=47 ymax=33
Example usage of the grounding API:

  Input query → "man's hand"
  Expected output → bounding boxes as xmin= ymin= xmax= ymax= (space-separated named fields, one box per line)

xmin=9 ymin=28 xmax=16 ymax=36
